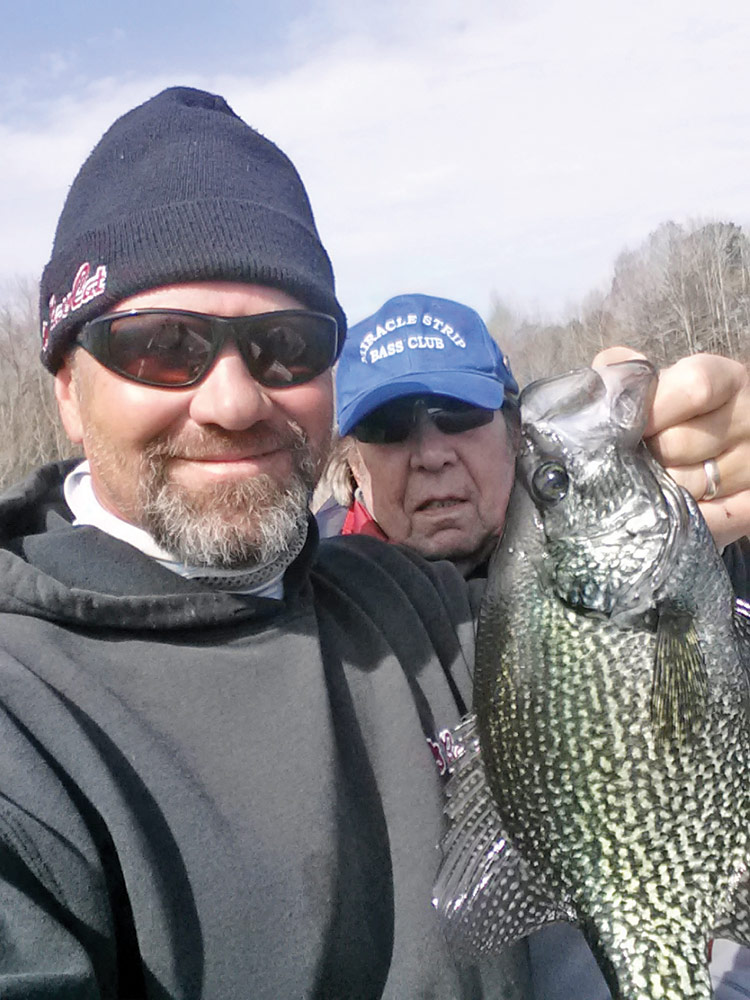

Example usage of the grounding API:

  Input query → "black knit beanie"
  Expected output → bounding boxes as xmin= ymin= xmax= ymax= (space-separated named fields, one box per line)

xmin=39 ymin=86 xmax=346 ymax=372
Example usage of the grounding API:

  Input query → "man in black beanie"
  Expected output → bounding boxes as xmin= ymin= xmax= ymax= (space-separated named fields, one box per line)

xmin=39 ymin=86 xmax=350 ymax=586
xmin=0 ymin=85 xmax=748 ymax=1000
xmin=0 ymin=85 xmax=513 ymax=1000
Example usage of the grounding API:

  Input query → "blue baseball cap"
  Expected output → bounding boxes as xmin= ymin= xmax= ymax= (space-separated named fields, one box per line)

xmin=336 ymin=292 xmax=518 ymax=435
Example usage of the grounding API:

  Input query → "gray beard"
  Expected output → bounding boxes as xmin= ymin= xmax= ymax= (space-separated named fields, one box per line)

xmin=137 ymin=425 xmax=319 ymax=570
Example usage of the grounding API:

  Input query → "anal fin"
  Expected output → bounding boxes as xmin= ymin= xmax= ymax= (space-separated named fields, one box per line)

xmin=714 ymin=865 xmax=750 ymax=949
xmin=433 ymin=714 xmax=573 ymax=956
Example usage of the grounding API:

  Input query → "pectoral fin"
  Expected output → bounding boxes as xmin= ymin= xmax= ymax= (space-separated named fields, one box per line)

xmin=433 ymin=715 xmax=573 ymax=956
xmin=650 ymin=603 xmax=708 ymax=740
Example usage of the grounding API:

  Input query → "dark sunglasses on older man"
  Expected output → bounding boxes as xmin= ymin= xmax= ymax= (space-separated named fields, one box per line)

xmin=352 ymin=394 xmax=496 ymax=444
xmin=75 ymin=308 xmax=340 ymax=389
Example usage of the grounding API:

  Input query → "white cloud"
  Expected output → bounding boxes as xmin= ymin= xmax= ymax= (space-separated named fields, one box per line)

xmin=3 ymin=0 xmax=750 ymax=329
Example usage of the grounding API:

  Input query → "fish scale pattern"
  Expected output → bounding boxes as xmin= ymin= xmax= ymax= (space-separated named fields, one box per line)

xmin=474 ymin=494 xmax=750 ymax=1000
xmin=436 ymin=363 xmax=750 ymax=999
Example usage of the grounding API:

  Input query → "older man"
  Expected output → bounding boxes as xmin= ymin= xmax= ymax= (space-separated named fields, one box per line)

xmin=320 ymin=293 xmax=750 ymax=593
xmin=318 ymin=293 xmax=519 ymax=576
xmin=2 ymin=84 xmax=748 ymax=1000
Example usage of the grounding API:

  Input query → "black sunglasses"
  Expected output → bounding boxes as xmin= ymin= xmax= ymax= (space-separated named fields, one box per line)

xmin=352 ymin=394 xmax=496 ymax=444
xmin=75 ymin=308 xmax=340 ymax=389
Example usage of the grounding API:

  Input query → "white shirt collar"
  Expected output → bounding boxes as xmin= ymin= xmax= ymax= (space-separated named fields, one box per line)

xmin=63 ymin=460 xmax=285 ymax=598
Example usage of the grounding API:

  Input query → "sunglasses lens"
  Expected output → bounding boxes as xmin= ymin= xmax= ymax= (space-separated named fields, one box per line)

xmin=352 ymin=397 xmax=419 ymax=443
xmin=78 ymin=310 xmax=338 ymax=389
xmin=431 ymin=400 xmax=495 ymax=434
xmin=106 ymin=313 xmax=214 ymax=386
xmin=353 ymin=396 xmax=495 ymax=444
xmin=238 ymin=313 xmax=338 ymax=388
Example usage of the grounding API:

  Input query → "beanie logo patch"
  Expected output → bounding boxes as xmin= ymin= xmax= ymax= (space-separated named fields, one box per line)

xmin=42 ymin=262 xmax=108 ymax=351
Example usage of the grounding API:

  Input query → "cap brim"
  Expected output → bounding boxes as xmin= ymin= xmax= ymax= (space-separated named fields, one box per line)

xmin=337 ymin=370 xmax=507 ymax=436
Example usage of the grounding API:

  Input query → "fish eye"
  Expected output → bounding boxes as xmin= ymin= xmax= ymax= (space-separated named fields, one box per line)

xmin=530 ymin=462 xmax=569 ymax=504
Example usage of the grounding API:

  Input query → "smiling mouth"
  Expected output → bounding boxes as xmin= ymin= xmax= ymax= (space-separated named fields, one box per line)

xmin=179 ymin=449 xmax=282 ymax=463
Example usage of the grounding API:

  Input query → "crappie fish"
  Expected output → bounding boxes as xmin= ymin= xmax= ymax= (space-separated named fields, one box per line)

xmin=434 ymin=361 xmax=750 ymax=1000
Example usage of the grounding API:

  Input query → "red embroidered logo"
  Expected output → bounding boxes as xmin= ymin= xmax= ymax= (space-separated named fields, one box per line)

xmin=42 ymin=262 xmax=108 ymax=349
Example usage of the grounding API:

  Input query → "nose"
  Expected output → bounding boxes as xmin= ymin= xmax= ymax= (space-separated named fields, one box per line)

xmin=408 ymin=416 xmax=459 ymax=472
xmin=187 ymin=343 xmax=274 ymax=430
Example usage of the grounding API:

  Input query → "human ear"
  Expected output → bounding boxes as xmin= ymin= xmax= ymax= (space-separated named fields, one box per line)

xmin=54 ymin=354 xmax=84 ymax=445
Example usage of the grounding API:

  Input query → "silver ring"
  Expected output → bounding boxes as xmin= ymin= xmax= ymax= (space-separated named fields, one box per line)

xmin=701 ymin=458 xmax=720 ymax=501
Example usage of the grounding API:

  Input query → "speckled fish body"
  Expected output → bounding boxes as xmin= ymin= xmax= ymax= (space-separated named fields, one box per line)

xmin=435 ymin=361 xmax=750 ymax=1000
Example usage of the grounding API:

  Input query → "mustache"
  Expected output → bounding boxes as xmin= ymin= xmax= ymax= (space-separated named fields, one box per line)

xmin=143 ymin=421 xmax=310 ymax=462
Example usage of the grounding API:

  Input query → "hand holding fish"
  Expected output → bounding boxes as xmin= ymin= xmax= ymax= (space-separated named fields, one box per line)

xmin=593 ymin=347 xmax=750 ymax=550
xmin=435 ymin=359 xmax=750 ymax=999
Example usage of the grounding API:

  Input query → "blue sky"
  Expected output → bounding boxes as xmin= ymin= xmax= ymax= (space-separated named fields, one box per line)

xmin=3 ymin=0 xmax=750 ymax=328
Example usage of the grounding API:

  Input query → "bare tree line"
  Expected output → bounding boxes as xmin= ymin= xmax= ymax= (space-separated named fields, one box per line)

xmin=0 ymin=217 xmax=748 ymax=491
xmin=491 ymin=219 xmax=750 ymax=387
xmin=0 ymin=279 xmax=78 ymax=491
